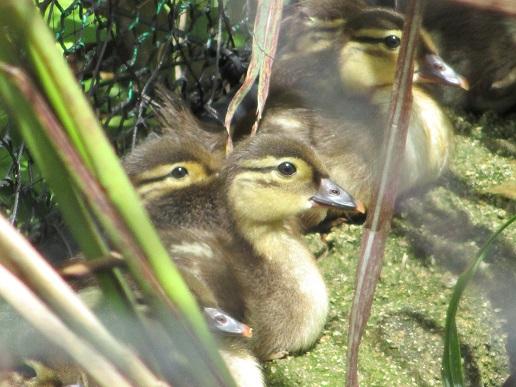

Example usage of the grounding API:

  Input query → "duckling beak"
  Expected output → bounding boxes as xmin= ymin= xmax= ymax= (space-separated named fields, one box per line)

xmin=311 ymin=178 xmax=365 ymax=213
xmin=203 ymin=307 xmax=253 ymax=338
xmin=414 ymin=54 xmax=469 ymax=90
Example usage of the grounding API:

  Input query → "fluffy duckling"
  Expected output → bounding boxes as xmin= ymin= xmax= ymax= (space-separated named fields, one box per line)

xmin=158 ymin=228 xmax=264 ymax=387
xmin=422 ymin=1 xmax=516 ymax=112
xmin=146 ymin=134 xmax=361 ymax=360
xmin=373 ymin=0 xmax=516 ymax=112
xmin=123 ymin=133 xmax=221 ymax=213
xmin=250 ymin=6 xmax=468 ymax=215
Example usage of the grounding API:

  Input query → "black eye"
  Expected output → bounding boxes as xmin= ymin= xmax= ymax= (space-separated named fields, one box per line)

xmin=277 ymin=161 xmax=297 ymax=176
xmin=384 ymin=35 xmax=400 ymax=49
xmin=170 ymin=166 xmax=188 ymax=179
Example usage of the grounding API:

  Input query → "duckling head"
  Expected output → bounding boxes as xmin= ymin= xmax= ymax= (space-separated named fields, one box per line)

xmin=338 ymin=8 xmax=469 ymax=94
xmin=123 ymin=135 xmax=221 ymax=203
xmin=222 ymin=134 xmax=361 ymax=224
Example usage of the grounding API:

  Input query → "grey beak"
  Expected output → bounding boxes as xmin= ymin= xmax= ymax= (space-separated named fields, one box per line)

xmin=310 ymin=178 xmax=365 ymax=213
xmin=204 ymin=307 xmax=253 ymax=338
xmin=415 ymin=54 xmax=469 ymax=90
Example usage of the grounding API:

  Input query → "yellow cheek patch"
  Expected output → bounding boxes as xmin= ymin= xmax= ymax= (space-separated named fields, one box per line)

xmin=339 ymin=42 xmax=398 ymax=91
xmin=135 ymin=161 xmax=210 ymax=203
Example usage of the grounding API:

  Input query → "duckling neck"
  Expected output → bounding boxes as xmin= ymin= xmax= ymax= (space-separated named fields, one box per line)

xmin=230 ymin=216 xmax=329 ymax=357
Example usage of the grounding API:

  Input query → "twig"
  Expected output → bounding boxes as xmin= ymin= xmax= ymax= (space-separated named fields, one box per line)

xmin=60 ymin=252 xmax=125 ymax=279
xmin=173 ymin=8 xmax=188 ymax=84
xmin=88 ymin=2 xmax=113 ymax=98
xmin=131 ymin=42 xmax=171 ymax=150
xmin=345 ymin=0 xmax=423 ymax=385
xmin=9 ymin=142 xmax=24 ymax=224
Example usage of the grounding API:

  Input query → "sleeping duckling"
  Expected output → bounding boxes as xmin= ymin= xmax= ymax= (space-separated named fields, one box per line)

xmin=257 ymin=6 xmax=468 ymax=209
xmin=145 ymin=134 xmax=362 ymax=360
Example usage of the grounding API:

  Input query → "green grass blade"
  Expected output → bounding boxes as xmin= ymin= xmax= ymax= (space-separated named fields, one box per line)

xmin=0 ymin=0 xmax=214 ymax=335
xmin=442 ymin=215 xmax=516 ymax=387
xmin=0 ymin=265 xmax=132 ymax=387
xmin=0 ymin=2 xmax=234 ymax=383
xmin=0 ymin=212 xmax=165 ymax=386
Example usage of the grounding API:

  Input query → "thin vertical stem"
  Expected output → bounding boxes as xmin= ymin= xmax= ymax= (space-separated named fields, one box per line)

xmin=345 ymin=1 xmax=423 ymax=386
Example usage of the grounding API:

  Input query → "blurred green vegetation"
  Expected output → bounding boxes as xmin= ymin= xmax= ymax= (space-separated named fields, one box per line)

xmin=1 ymin=0 xmax=251 ymax=242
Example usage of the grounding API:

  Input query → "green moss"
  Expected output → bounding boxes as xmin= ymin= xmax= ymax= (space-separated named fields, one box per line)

xmin=264 ymin=111 xmax=515 ymax=386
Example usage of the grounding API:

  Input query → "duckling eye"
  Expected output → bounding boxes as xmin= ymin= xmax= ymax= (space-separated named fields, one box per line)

xmin=170 ymin=166 xmax=188 ymax=179
xmin=384 ymin=35 xmax=401 ymax=49
xmin=277 ymin=162 xmax=297 ymax=176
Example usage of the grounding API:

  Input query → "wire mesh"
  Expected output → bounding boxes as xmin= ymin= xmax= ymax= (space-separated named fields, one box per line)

xmin=1 ymin=0 xmax=251 ymax=238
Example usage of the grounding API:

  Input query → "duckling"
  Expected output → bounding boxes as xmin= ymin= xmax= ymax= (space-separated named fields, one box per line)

xmin=373 ymin=0 xmax=516 ymax=112
xmin=256 ymin=6 xmax=468 ymax=209
xmin=158 ymin=227 xmax=264 ymax=387
xmin=145 ymin=133 xmax=361 ymax=360
xmin=122 ymin=133 xmax=221 ymax=208
xmin=421 ymin=1 xmax=516 ymax=112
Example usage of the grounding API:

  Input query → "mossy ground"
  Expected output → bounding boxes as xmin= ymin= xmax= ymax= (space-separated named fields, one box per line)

xmin=264 ymin=110 xmax=516 ymax=386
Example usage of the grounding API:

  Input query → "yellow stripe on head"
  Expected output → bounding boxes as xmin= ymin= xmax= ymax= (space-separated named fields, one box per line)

xmin=135 ymin=161 xmax=210 ymax=203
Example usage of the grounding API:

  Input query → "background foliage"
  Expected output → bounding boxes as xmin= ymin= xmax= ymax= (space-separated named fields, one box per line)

xmin=1 ymin=0 xmax=251 ymax=242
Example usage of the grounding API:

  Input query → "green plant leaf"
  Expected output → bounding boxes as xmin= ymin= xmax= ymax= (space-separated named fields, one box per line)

xmin=442 ymin=215 xmax=516 ymax=387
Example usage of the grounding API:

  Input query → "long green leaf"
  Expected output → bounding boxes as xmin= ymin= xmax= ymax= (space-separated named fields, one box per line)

xmin=0 ymin=0 xmax=211 ymax=334
xmin=0 ymin=264 xmax=132 ymax=387
xmin=0 ymin=58 xmax=232 ymax=385
xmin=0 ymin=212 xmax=166 ymax=387
xmin=442 ymin=215 xmax=516 ymax=387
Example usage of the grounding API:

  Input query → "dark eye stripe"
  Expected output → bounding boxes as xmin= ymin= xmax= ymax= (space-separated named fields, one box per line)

xmin=135 ymin=168 xmax=189 ymax=186
xmin=135 ymin=174 xmax=170 ymax=186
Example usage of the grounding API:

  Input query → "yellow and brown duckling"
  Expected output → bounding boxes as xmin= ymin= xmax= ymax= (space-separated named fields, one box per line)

xmin=373 ymin=0 xmax=516 ymax=112
xmin=122 ymin=133 xmax=221 ymax=216
xmin=422 ymin=1 xmax=516 ymax=112
xmin=158 ymin=228 xmax=264 ymax=387
xmin=255 ymin=6 xmax=468 ymax=211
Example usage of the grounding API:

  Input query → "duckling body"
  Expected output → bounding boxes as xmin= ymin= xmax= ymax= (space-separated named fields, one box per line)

xmin=230 ymin=222 xmax=329 ymax=359
xmin=124 ymin=129 xmax=264 ymax=386
xmin=371 ymin=85 xmax=453 ymax=190
xmin=219 ymin=134 xmax=359 ymax=359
